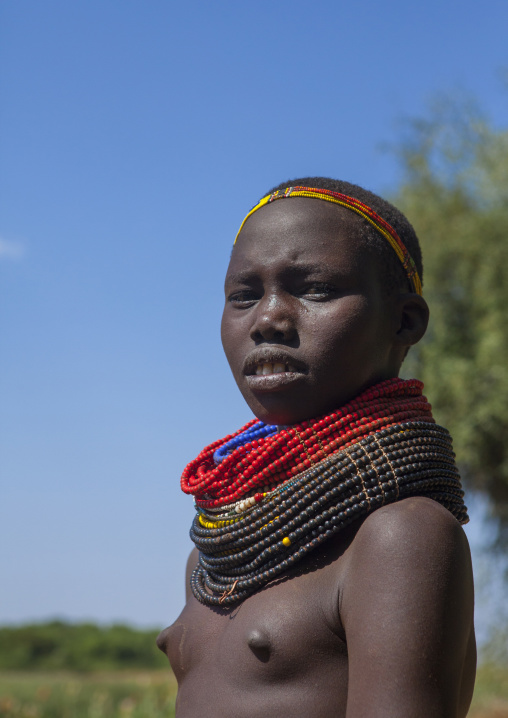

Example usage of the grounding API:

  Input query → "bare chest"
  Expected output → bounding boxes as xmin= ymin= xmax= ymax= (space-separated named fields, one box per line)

xmin=158 ymin=547 xmax=350 ymax=718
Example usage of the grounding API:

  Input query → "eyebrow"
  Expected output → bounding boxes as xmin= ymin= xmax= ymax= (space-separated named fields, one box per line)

xmin=225 ymin=263 xmax=343 ymax=285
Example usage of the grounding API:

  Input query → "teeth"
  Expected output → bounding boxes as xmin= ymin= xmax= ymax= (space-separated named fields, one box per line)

xmin=255 ymin=362 xmax=294 ymax=375
xmin=253 ymin=361 xmax=299 ymax=375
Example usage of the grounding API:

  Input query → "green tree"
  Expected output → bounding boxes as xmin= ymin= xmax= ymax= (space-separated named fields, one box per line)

xmin=394 ymin=97 xmax=508 ymax=535
xmin=0 ymin=621 xmax=168 ymax=671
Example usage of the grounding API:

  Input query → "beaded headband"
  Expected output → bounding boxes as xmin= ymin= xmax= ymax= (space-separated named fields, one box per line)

xmin=234 ymin=186 xmax=423 ymax=295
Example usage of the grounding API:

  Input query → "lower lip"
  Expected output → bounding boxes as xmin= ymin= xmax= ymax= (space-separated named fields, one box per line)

xmin=245 ymin=372 xmax=306 ymax=392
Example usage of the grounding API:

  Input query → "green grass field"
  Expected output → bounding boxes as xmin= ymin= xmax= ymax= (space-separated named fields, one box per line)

xmin=0 ymin=665 xmax=506 ymax=717
xmin=0 ymin=670 xmax=177 ymax=717
xmin=468 ymin=665 xmax=508 ymax=717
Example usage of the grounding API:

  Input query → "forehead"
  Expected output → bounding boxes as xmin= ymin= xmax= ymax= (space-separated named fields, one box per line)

xmin=229 ymin=197 xmax=372 ymax=275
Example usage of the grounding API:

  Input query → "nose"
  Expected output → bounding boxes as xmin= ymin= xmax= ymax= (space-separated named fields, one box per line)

xmin=250 ymin=292 xmax=297 ymax=343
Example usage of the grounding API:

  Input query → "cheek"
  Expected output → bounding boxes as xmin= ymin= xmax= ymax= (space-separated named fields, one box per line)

xmin=221 ymin=312 xmax=247 ymax=375
xmin=307 ymin=300 xmax=382 ymax=367
xmin=220 ymin=311 xmax=228 ymax=351
xmin=220 ymin=313 xmax=234 ymax=368
xmin=310 ymin=297 xmax=369 ymax=343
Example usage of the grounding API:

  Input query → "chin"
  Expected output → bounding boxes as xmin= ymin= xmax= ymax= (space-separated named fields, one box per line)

xmin=246 ymin=397 xmax=319 ymax=427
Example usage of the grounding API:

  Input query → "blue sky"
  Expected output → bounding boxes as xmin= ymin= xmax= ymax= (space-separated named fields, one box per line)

xmin=1 ymin=0 xmax=507 ymax=632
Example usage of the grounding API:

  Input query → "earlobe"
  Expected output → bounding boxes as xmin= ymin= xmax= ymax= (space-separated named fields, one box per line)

xmin=394 ymin=293 xmax=429 ymax=348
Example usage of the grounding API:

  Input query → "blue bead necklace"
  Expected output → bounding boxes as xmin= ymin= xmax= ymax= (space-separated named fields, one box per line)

xmin=213 ymin=421 xmax=279 ymax=465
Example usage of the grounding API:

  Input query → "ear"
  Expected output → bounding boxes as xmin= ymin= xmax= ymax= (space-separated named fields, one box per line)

xmin=393 ymin=293 xmax=429 ymax=349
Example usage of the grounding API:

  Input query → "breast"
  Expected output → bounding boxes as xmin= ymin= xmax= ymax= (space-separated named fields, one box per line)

xmin=157 ymin=611 xmax=197 ymax=681
xmin=159 ymin=555 xmax=352 ymax=718
xmin=172 ymin=570 xmax=347 ymax=687
xmin=157 ymin=598 xmax=234 ymax=681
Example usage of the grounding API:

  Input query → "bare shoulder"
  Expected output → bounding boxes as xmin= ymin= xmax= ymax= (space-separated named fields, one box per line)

xmin=341 ymin=496 xmax=474 ymax=622
xmin=340 ymin=497 xmax=476 ymax=718
xmin=349 ymin=495 xmax=470 ymax=565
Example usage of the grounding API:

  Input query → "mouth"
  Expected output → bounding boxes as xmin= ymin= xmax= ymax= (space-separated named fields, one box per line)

xmin=243 ymin=350 xmax=307 ymax=392
xmin=253 ymin=361 xmax=298 ymax=375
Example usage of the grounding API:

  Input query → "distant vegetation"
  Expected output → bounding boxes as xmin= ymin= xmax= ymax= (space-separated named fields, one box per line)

xmin=393 ymin=96 xmax=508 ymax=533
xmin=0 ymin=622 xmax=168 ymax=671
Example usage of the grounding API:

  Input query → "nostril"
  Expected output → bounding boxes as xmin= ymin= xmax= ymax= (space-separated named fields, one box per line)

xmin=250 ymin=321 xmax=296 ymax=343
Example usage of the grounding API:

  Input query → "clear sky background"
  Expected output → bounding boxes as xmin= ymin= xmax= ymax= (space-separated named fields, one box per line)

xmin=1 ymin=0 xmax=507 ymax=635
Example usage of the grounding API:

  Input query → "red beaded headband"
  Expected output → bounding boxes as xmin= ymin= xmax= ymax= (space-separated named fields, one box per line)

xmin=234 ymin=186 xmax=422 ymax=295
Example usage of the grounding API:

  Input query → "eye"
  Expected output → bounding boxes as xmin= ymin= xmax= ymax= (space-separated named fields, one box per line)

xmin=299 ymin=283 xmax=337 ymax=300
xmin=228 ymin=289 xmax=259 ymax=307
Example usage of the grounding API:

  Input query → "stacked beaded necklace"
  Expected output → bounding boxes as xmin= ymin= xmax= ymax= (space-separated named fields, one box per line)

xmin=182 ymin=378 xmax=468 ymax=607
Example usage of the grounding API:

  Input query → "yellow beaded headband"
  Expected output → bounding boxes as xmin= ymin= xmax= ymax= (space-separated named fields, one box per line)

xmin=234 ymin=186 xmax=423 ymax=295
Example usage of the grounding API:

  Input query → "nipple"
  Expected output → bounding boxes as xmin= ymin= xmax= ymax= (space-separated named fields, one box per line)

xmin=247 ymin=629 xmax=271 ymax=662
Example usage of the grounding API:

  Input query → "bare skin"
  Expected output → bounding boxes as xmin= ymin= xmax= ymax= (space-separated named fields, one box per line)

xmin=158 ymin=198 xmax=476 ymax=717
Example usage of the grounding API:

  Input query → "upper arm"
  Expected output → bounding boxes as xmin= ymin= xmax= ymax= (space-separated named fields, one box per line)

xmin=340 ymin=497 xmax=475 ymax=718
xmin=185 ymin=547 xmax=199 ymax=602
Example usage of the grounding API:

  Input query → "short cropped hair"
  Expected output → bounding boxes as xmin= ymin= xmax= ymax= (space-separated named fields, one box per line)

xmin=265 ymin=177 xmax=423 ymax=295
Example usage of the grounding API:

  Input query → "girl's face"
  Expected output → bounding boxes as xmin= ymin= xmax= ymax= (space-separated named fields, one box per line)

xmin=221 ymin=198 xmax=401 ymax=426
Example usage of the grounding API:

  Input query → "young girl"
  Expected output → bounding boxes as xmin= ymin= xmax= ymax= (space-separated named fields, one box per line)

xmin=158 ymin=178 xmax=476 ymax=718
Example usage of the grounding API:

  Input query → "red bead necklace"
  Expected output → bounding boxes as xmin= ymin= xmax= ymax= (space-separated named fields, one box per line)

xmin=181 ymin=378 xmax=433 ymax=509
